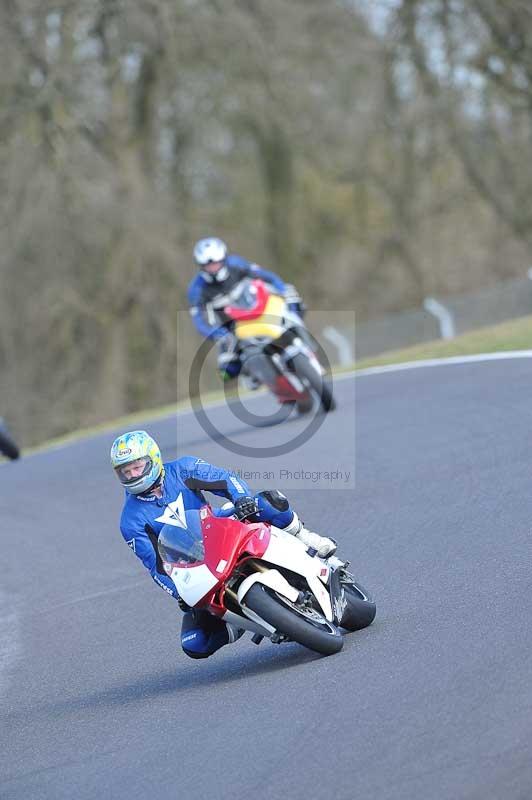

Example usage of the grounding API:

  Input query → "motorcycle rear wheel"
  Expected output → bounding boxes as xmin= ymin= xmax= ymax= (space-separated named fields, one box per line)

xmin=291 ymin=353 xmax=335 ymax=413
xmin=243 ymin=583 xmax=343 ymax=656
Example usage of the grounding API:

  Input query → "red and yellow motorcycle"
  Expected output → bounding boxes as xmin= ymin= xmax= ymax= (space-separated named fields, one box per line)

xmin=222 ymin=279 xmax=335 ymax=414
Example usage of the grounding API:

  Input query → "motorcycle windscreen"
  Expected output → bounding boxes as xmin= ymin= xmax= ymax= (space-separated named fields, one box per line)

xmin=158 ymin=511 xmax=205 ymax=566
xmin=231 ymin=281 xmax=259 ymax=310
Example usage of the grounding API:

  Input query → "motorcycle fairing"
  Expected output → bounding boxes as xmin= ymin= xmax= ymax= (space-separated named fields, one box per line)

xmin=239 ymin=527 xmax=334 ymax=622
xmin=224 ymin=281 xmax=269 ymax=321
xmin=170 ymin=563 xmax=220 ymax=607
xmin=234 ymin=294 xmax=287 ymax=340
xmin=162 ymin=508 xmax=335 ymax=630
xmin=162 ymin=508 xmax=271 ymax=607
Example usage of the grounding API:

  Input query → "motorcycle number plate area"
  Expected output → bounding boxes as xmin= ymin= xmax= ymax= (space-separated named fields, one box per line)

xmin=171 ymin=564 xmax=218 ymax=606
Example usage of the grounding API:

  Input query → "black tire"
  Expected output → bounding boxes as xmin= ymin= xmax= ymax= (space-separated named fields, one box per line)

xmin=340 ymin=583 xmax=376 ymax=632
xmin=0 ymin=428 xmax=20 ymax=460
xmin=243 ymin=583 xmax=343 ymax=656
xmin=296 ymin=395 xmax=313 ymax=415
xmin=291 ymin=353 xmax=335 ymax=413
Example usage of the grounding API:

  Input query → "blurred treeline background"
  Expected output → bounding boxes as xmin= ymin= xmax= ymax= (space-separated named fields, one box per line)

xmin=1 ymin=0 xmax=532 ymax=448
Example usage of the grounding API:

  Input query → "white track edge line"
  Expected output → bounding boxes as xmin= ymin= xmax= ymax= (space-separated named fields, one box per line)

xmin=11 ymin=350 xmax=532 ymax=459
xmin=345 ymin=349 xmax=532 ymax=378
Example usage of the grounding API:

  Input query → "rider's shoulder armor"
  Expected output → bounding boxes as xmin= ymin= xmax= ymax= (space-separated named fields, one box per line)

xmin=225 ymin=253 xmax=251 ymax=270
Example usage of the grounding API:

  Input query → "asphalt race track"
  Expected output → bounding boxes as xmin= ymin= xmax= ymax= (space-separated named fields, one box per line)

xmin=1 ymin=357 xmax=531 ymax=800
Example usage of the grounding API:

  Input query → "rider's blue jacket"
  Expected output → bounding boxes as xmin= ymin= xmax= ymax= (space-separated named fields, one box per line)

xmin=187 ymin=253 xmax=286 ymax=340
xmin=120 ymin=456 xmax=253 ymax=598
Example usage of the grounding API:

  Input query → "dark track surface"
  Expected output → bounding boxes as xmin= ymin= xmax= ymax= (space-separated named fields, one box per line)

xmin=1 ymin=358 xmax=532 ymax=800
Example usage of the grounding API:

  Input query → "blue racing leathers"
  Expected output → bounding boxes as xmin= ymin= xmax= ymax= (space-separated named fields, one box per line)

xmin=187 ymin=253 xmax=287 ymax=341
xmin=120 ymin=457 xmax=255 ymax=598
xmin=119 ymin=457 xmax=296 ymax=659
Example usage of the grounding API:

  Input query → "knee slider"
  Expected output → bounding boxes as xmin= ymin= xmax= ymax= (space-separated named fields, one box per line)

xmin=220 ymin=360 xmax=241 ymax=379
xmin=182 ymin=647 xmax=210 ymax=660
xmin=181 ymin=629 xmax=211 ymax=658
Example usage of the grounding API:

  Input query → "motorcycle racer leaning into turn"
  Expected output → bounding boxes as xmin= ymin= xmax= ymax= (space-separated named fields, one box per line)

xmin=187 ymin=236 xmax=305 ymax=385
xmin=111 ymin=430 xmax=336 ymax=660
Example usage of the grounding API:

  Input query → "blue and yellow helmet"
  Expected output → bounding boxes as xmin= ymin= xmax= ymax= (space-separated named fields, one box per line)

xmin=110 ymin=430 xmax=164 ymax=495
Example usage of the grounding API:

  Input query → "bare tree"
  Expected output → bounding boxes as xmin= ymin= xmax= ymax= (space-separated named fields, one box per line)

xmin=2 ymin=0 xmax=532 ymax=448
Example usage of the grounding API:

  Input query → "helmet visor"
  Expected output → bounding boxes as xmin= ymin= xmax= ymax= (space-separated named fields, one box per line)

xmin=114 ymin=456 xmax=153 ymax=487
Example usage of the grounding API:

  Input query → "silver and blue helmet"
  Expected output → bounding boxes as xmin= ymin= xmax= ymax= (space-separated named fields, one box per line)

xmin=110 ymin=430 xmax=164 ymax=495
xmin=193 ymin=237 xmax=229 ymax=283
xmin=193 ymin=236 xmax=227 ymax=266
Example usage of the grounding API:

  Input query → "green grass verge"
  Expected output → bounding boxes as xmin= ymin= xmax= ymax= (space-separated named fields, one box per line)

xmin=353 ymin=314 xmax=532 ymax=370
xmin=14 ymin=314 xmax=532 ymax=457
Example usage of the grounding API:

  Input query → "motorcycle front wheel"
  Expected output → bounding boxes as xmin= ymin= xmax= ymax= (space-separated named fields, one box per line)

xmin=339 ymin=580 xmax=376 ymax=632
xmin=243 ymin=583 xmax=343 ymax=656
xmin=291 ymin=353 xmax=335 ymax=413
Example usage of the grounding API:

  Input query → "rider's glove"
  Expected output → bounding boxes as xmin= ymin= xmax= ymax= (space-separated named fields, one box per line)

xmin=234 ymin=496 xmax=259 ymax=521
xmin=177 ymin=596 xmax=191 ymax=613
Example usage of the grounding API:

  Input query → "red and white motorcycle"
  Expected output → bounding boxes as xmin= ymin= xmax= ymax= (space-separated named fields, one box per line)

xmin=158 ymin=503 xmax=376 ymax=656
